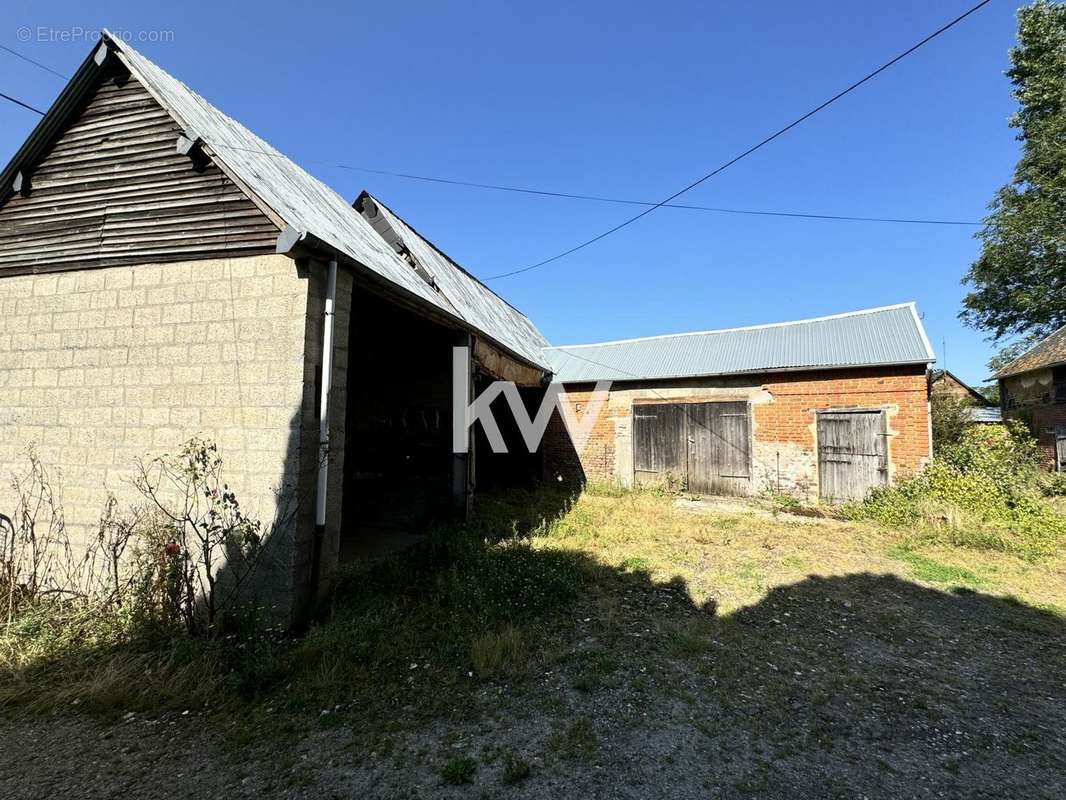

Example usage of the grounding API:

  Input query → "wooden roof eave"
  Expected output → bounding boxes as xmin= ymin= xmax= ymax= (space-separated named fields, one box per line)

xmin=276 ymin=227 xmax=549 ymax=380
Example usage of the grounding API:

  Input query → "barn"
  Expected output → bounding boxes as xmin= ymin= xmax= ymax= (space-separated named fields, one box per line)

xmin=1 ymin=33 xmax=939 ymax=623
xmin=996 ymin=325 xmax=1066 ymax=471
xmin=0 ymin=32 xmax=553 ymax=621
xmin=542 ymin=304 xmax=936 ymax=504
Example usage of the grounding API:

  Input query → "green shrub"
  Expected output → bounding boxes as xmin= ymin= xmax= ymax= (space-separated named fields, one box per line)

xmin=847 ymin=422 xmax=1065 ymax=559
xmin=931 ymin=391 xmax=974 ymax=451
xmin=1042 ymin=472 xmax=1066 ymax=497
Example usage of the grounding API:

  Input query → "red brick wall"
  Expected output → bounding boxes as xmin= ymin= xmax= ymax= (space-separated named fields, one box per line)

xmin=753 ymin=367 xmax=931 ymax=475
xmin=544 ymin=365 xmax=931 ymax=489
xmin=542 ymin=392 xmax=621 ymax=484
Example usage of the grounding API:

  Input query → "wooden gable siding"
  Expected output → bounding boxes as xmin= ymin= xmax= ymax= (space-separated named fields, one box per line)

xmin=0 ymin=76 xmax=278 ymax=276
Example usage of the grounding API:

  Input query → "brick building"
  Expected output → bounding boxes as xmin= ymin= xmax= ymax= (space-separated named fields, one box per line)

xmin=930 ymin=369 xmax=1001 ymax=425
xmin=543 ymin=305 xmax=935 ymax=504
xmin=996 ymin=326 xmax=1066 ymax=471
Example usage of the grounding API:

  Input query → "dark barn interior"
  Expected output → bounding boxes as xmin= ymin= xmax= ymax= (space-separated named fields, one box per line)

xmin=473 ymin=377 xmax=546 ymax=490
xmin=340 ymin=286 xmax=547 ymax=560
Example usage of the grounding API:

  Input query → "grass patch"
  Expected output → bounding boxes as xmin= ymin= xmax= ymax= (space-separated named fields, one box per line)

xmin=668 ymin=617 xmax=714 ymax=656
xmin=4 ymin=476 xmax=1066 ymax=786
xmin=888 ymin=547 xmax=987 ymax=588
xmin=470 ymin=624 xmax=527 ymax=679
xmin=501 ymin=750 xmax=531 ymax=784
xmin=550 ymin=717 xmax=598 ymax=760
xmin=570 ymin=648 xmax=619 ymax=692
xmin=440 ymin=755 xmax=477 ymax=785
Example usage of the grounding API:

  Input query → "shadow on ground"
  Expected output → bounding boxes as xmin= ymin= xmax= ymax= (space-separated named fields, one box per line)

xmin=293 ymin=489 xmax=1066 ymax=798
xmin=2 ymin=487 xmax=1065 ymax=799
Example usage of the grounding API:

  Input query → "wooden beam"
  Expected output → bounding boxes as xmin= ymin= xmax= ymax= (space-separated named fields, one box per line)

xmin=175 ymin=131 xmax=209 ymax=172
xmin=11 ymin=170 xmax=30 ymax=197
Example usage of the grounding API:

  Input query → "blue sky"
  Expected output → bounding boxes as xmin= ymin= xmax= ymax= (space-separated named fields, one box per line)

xmin=1 ymin=1 xmax=1024 ymax=386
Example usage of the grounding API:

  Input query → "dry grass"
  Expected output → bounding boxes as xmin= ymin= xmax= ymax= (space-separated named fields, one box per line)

xmin=539 ymin=488 xmax=1066 ymax=616
xmin=470 ymin=624 xmax=527 ymax=679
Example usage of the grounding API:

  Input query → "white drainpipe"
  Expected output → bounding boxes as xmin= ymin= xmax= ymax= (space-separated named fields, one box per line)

xmin=315 ymin=258 xmax=338 ymax=535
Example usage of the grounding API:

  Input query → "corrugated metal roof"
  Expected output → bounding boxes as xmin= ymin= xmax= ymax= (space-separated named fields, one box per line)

xmin=544 ymin=303 xmax=936 ymax=383
xmin=356 ymin=194 xmax=550 ymax=366
xmin=107 ymin=33 xmax=550 ymax=370
xmin=970 ymin=406 xmax=1003 ymax=424
xmin=994 ymin=325 xmax=1066 ymax=379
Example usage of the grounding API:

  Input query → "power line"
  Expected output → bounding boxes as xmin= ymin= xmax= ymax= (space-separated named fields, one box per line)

xmin=483 ymin=0 xmax=993 ymax=281
xmin=0 ymin=91 xmax=46 ymax=116
xmin=212 ymin=142 xmax=982 ymax=226
xmin=0 ymin=1 xmax=990 ymax=238
xmin=0 ymin=44 xmax=69 ymax=80
xmin=0 ymin=82 xmax=982 ymax=227
xmin=334 ymin=164 xmax=980 ymax=226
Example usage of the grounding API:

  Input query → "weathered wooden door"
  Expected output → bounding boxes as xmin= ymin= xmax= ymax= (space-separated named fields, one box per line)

xmin=817 ymin=410 xmax=887 ymax=503
xmin=633 ymin=402 xmax=752 ymax=496
xmin=686 ymin=402 xmax=752 ymax=495
xmin=633 ymin=403 xmax=688 ymax=486
xmin=1056 ymin=426 xmax=1066 ymax=472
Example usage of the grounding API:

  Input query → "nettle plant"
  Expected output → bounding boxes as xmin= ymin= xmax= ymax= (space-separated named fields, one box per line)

xmin=132 ymin=438 xmax=263 ymax=634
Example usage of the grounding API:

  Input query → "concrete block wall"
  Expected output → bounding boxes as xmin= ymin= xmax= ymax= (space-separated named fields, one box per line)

xmin=546 ymin=365 xmax=932 ymax=499
xmin=0 ymin=253 xmax=345 ymax=619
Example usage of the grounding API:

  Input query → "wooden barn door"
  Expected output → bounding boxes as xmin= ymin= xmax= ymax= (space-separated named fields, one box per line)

xmin=687 ymin=402 xmax=752 ymax=496
xmin=1056 ymin=426 xmax=1066 ymax=472
xmin=633 ymin=404 xmax=688 ymax=486
xmin=817 ymin=410 xmax=887 ymax=503
xmin=633 ymin=402 xmax=752 ymax=496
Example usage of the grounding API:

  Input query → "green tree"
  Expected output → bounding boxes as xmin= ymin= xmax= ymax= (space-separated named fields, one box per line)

xmin=961 ymin=1 xmax=1066 ymax=345
xmin=978 ymin=382 xmax=1001 ymax=406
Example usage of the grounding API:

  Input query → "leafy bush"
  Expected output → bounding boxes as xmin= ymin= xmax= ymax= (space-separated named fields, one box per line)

xmin=0 ymin=438 xmax=281 ymax=712
xmin=848 ymin=422 xmax=1065 ymax=559
xmin=1041 ymin=472 xmax=1066 ymax=497
xmin=931 ymin=391 xmax=975 ymax=451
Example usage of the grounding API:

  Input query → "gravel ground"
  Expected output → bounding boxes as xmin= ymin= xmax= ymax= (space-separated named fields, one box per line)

xmin=3 ymin=568 xmax=1065 ymax=800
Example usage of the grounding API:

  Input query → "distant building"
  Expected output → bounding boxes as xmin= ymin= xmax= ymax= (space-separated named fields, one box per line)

xmin=930 ymin=369 xmax=1001 ymax=424
xmin=995 ymin=327 xmax=1066 ymax=471
xmin=542 ymin=304 xmax=936 ymax=504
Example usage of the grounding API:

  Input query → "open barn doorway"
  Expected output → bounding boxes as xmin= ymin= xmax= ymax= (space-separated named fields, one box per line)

xmin=339 ymin=288 xmax=456 ymax=561
xmin=339 ymin=286 xmax=549 ymax=561
xmin=473 ymin=375 xmax=546 ymax=491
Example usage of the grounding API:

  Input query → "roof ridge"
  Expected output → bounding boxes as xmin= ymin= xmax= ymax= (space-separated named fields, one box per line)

xmin=994 ymin=322 xmax=1066 ymax=378
xmin=544 ymin=302 xmax=919 ymax=350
